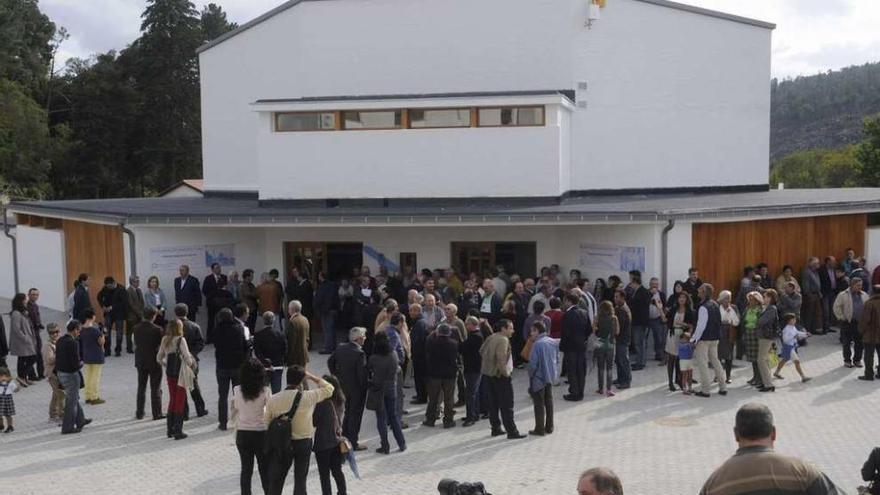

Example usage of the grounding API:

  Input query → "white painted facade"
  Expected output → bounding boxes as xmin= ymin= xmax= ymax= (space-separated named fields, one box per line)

xmin=16 ymin=226 xmax=66 ymax=311
xmin=199 ymin=0 xmax=772 ymax=199
xmin=0 ymin=229 xmax=14 ymax=301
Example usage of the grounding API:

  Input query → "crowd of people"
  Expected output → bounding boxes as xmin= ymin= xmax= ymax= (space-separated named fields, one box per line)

xmin=1 ymin=252 xmax=880 ymax=494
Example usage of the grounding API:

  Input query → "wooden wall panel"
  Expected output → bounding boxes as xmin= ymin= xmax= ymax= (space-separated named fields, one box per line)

xmin=63 ymin=220 xmax=126 ymax=320
xmin=692 ymin=214 xmax=866 ymax=294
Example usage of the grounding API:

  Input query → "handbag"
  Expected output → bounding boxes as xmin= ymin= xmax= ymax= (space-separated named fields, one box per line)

xmin=331 ymin=404 xmax=351 ymax=454
xmin=365 ymin=384 xmax=383 ymax=412
xmin=264 ymin=390 xmax=303 ymax=454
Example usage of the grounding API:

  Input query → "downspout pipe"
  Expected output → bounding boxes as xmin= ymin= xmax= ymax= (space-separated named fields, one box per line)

xmin=121 ymin=224 xmax=137 ymax=279
xmin=660 ymin=218 xmax=676 ymax=291
xmin=2 ymin=206 xmax=19 ymax=294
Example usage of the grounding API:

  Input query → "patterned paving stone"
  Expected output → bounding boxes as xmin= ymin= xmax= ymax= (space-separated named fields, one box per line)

xmin=1 ymin=305 xmax=878 ymax=494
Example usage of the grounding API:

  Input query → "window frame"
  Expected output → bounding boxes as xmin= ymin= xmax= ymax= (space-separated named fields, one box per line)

xmin=476 ymin=105 xmax=546 ymax=128
xmin=340 ymin=108 xmax=405 ymax=131
xmin=274 ymin=111 xmax=339 ymax=132
xmin=407 ymin=106 xmax=473 ymax=130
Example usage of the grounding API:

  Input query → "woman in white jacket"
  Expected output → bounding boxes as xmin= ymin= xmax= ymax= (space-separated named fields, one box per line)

xmin=157 ymin=319 xmax=195 ymax=440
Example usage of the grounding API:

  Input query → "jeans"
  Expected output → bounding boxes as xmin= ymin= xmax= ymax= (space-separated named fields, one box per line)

xmin=841 ymin=321 xmax=864 ymax=364
xmin=321 ymin=311 xmax=337 ymax=352
xmin=315 ymin=448 xmax=347 ymax=495
xmin=216 ymin=367 xmax=240 ymax=428
xmin=529 ymin=384 xmax=553 ymax=434
xmin=486 ymin=375 xmax=519 ymax=435
xmin=425 ymin=377 xmax=455 ymax=424
xmin=695 ymin=340 xmax=727 ymax=393
xmin=632 ymin=325 xmax=648 ymax=368
xmin=464 ymin=371 xmax=482 ymax=421
xmin=83 ymin=363 xmax=103 ymax=401
xmin=649 ymin=318 xmax=667 ymax=360
xmin=236 ymin=430 xmax=269 ymax=495
xmin=375 ymin=384 xmax=406 ymax=451
xmin=58 ymin=371 xmax=85 ymax=433
xmin=266 ymin=438 xmax=313 ymax=495
xmin=596 ymin=346 xmax=614 ymax=392
xmin=614 ymin=343 xmax=632 ymax=387
xmin=563 ymin=350 xmax=586 ymax=398
xmin=136 ymin=366 xmax=163 ymax=419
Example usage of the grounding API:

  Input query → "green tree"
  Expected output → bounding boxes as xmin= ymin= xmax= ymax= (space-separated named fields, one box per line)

xmin=200 ymin=3 xmax=237 ymax=42
xmin=0 ymin=79 xmax=52 ymax=199
xmin=0 ymin=0 xmax=56 ymax=96
xmin=856 ymin=116 xmax=880 ymax=187
xmin=133 ymin=0 xmax=203 ymax=191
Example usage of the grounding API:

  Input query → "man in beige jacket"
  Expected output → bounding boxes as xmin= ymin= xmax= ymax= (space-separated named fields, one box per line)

xmin=479 ymin=318 xmax=526 ymax=440
xmin=833 ymin=278 xmax=869 ymax=368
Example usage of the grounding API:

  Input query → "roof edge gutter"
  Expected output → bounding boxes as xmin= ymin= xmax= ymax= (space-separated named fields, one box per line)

xmin=660 ymin=219 xmax=675 ymax=291
xmin=2 ymin=206 xmax=19 ymax=293
xmin=120 ymin=224 xmax=137 ymax=279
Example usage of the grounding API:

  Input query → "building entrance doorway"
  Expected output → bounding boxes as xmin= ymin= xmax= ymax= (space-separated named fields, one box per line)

xmin=283 ymin=242 xmax=363 ymax=285
xmin=451 ymin=242 xmax=537 ymax=279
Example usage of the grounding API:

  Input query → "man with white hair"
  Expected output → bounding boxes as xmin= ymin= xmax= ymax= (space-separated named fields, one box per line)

xmin=328 ymin=327 xmax=368 ymax=451
xmin=285 ymin=300 xmax=310 ymax=368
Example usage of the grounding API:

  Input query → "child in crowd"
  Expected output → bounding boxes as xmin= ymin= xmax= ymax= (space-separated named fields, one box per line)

xmin=678 ymin=333 xmax=694 ymax=395
xmin=0 ymin=367 xmax=18 ymax=433
xmin=774 ymin=313 xmax=812 ymax=383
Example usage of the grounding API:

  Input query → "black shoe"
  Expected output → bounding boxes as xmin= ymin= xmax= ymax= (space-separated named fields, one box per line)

xmin=491 ymin=429 xmax=507 ymax=437
xmin=218 ymin=424 xmax=227 ymax=431
xmin=410 ymin=399 xmax=427 ymax=405
xmin=127 ymin=349 xmax=134 ymax=354
xmin=136 ymin=414 xmax=144 ymax=420
xmin=528 ymin=430 xmax=545 ymax=437
xmin=617 ymin=384 xmax=631 ymax=390
xmin=759 ymin=386 xmax=775 ymax=392
xmin=694 ymin=392 xmax=711 ymax=398
xmin=858 ymin=376 xmax=875 ymax=381
xmin=153 ymin=415 xmax=166 ymax=421
xmin=546 ymin=427 xmax=554 ymax=434
xmin=854 ymin=362 xmax=864 ymax=368
xmin=462 ymin=420 xmax=476 ymax=427
xmin=375 ymin=447 xmax=390 ymax=455
xmin=421 ymin=421 xmax=435 ymax=428
xmin=197 ymin=410 xmax=209 ymax=418
xmin=443 ymin=421 xmax=456 ymax=429
xmin=718 ymin=390 xmax=728 ymax=396
xmin=507 ymin=432 xmax=527 ymax=440
xmin=173 ymin=433 xmax=188 ymax=440
xmin=454 ymin=400 xmax=466 ymax=408
xmin=61 ymin=428 xmax=82 ymax=434
xmin=81 ymin=419 xmax=93 ymax=427
xmin=480 ymin=413 xmax=489 ymax=420
xmin=563 ymin=395 xmax=583 ymax=402
xmin=631 ymin=365 xmax=645 ymax=371
xmin=4 ymin=426 xmax=14 ymax=433
xmin=668 ymin=385 xmax=676 ymax=392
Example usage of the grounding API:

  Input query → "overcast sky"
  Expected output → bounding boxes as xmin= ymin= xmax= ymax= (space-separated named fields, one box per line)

xmin=41 ymin=0 xmax=880 ymax=80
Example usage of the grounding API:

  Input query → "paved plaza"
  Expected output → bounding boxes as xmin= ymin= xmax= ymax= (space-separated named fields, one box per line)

xmin=2 ymin=306 xmax=878 ymax=494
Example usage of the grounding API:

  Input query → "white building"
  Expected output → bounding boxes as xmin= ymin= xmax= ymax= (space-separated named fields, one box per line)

xmin=4 ymin=0 xmax=880 ymax=314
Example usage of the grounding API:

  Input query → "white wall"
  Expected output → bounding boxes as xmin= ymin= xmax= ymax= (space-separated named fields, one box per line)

xmin=866 ymin=226 xmax=880 ymax=270
xmin=17 ymin=226 xmax=66 ymax=311
xmin=256 ymin=112 xmax=564 ymax=200
xmin=161 ymin=186 xmax=203 ymax=199
xmin=570 ymin=1 xmax=771 ymax=191
xmin=200 ymin=0 xmax=772 ymax=198
xmin=0 ymin=228 xmax=15 ymax=301
xmin=665 ymin=221 xmax=693 ymax=290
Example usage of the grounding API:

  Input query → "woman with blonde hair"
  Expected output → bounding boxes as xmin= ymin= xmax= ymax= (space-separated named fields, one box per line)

xmin=157 ymin=318 xmax=195 ymax=439
xmin=756 ymin=289 xmax=780 ymax=392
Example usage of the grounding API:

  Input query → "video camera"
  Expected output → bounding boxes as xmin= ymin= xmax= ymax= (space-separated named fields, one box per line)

xmin=437 ymin=479 xmax=491 ymax=495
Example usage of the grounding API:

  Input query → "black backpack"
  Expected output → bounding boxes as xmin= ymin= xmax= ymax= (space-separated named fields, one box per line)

xmin=264 ymin=391 xmax=303 ymax=454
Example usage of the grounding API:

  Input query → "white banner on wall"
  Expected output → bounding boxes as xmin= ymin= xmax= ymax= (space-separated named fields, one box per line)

xmin=148 ymin=244 xmax=236 ymax=289
xmin=579 ymin=243 xmax=646 ymax=273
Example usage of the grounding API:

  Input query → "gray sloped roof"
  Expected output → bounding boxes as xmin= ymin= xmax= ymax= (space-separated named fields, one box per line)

xmin=196 ymin=0 xmax=775 ymax=55
xmin=7 ymin=188 xmax=879 ymax=226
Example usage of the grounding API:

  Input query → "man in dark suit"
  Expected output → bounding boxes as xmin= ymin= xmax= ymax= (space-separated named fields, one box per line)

xmin=133 ymin=306 xmax=165 ymax=421
xmin=175 ymin=265 xmax=202 ymax=322
xmin=72 ymin=273 xmax=93 ymax=323
xmin=560 ymin=293 xmax=591 ymax=402
xmin=327 ymin=327 xmax=368 ymax=451
xmin=202 ymin=263 xmax=228 ymax=344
